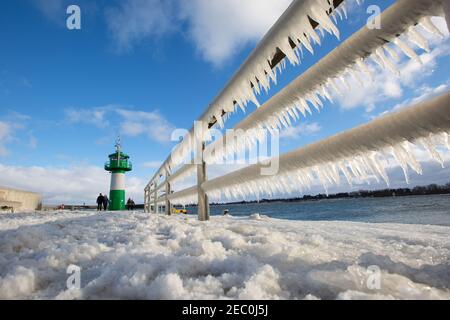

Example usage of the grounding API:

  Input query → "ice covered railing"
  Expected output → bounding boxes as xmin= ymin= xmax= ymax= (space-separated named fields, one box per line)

xmin=168 ymin=92 xmax=450 ymax=205
xmin=167 ymin=186 xmax=198 ymax=208
xmin=166 ymin=0 xmax=360 ymax=170
xmin=205 ymin=0 xmax=448 ymax=164
xmin=149 ymin=0 xmax=361 ymax=193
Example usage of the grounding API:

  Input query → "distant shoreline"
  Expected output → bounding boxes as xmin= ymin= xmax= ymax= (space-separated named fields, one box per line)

xmin=208 ymin=183 xmax=450 ymax=206
xmin=43 ymin=183 xmax=450 ymax=209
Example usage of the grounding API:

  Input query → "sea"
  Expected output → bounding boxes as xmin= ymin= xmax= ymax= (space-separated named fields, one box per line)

xmin=186 ymin=194 xmax=450 ymax=227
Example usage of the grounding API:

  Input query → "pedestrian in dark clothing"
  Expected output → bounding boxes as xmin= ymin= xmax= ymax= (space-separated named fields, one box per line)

xmin=126 ymin=198 xmax=132 ymax=211
xmin=103 ymin=194 xmax=109 ymax=211
xmin=131 ymin=199 xmax=135 ymax=211
xmin=96 ymin=193 xmax=104 ymax=211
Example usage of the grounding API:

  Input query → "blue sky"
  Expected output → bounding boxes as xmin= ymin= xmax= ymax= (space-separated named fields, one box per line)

xmin=1 ymin=0 xmax=450 ymax=204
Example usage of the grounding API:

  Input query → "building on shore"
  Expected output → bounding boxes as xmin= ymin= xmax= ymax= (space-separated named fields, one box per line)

xmin=0 ymin=187 xmax=42 ymax=213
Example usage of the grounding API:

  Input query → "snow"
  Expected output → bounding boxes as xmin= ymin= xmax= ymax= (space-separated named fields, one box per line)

xmin=1 ymin=210 xmax=449 ymax=300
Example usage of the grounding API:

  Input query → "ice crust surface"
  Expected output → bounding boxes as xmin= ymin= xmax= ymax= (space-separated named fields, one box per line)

xmin=0 ymin=211 xmax=449 ymax=300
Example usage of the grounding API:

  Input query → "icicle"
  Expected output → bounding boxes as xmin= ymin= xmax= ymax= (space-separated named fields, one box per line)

xmin=279 ymin=37 xmax=300 ymax=65
xmin=356 ymin=58 xmax=372 ymax=81
xmin=338 ymin=161 xmax=353 ymax=186
xmin=420 ymin=136 xmax=445 ymax=168
xmin=369 ymin=152 xmax=390 ymax=186
xmin=321 ymin=84 xmax=333 ymax=103
xmin=341 ymin=3 xmax=348 ymax=20
xmin=309 ymin=4 xmax=340 ymax=39
xmin=393 ymin=38 xmax=421 ymax=64
xmin=298 ymin=34 xmax=314 ymax=55
xmin=347 ymin=67 xmax=363 ymax=87
xmin=420 ymin=17 xmax=445 ymax=39
xmin=408 ymin=27 xmax=431 ymax=53
xmin=444 ymin=132 xmax=450 ymax=152
xmin=339 ymin=75 xmax=351 ymax=91
xmin=334 ymin=7 xmax=343 ymax=21
xmin=383 ymin=44 xmax=400 ymax=62
xmin=375 ymin=48 xmax=400 ymax=76
xmin=401 ymin=141 xmax=423 ymax=175
xmin=329 ymin=78 xmax=343 ymax=96
xmin=391 ymin=144 xmax=411 ymax=184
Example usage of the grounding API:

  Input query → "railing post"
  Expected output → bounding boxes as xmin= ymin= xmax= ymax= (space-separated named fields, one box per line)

xmin=165 ymin=170 xmax=172 ymax=216
xmin=197 ymin=142 xmax=210 ymax=221
xmin=153 ymin=183 xmax=158 ymax=214
xmin=144 ymin=187 xmax=149 ymax=212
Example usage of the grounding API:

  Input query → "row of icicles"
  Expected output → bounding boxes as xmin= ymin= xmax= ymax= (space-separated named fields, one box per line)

xmin=170 ymin=131 xmax=450 ymax=205
xmin=203 ymin=16 xmax=446 ymax=166
xmin=168 ymin=0 xmax=362 ymax=169
xmin=169 ymin=14 xmax=446 ymax=186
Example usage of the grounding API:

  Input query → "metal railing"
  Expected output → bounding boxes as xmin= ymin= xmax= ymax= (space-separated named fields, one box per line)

xmin=144 ymin=0 xmax=450 ymax=220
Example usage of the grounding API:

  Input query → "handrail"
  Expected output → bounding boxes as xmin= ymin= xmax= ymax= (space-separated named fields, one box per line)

xmin=167 ymin=186 xmax=198 ymax=203
xmin=145 ymin=0 xmax=450 ymax=217
xmin=169 ymin=92 xmax=450 ymax=205
xmin=149 ymin=0 xmax=351 ymax=182
xmin=203 ymin=92 xmax=450 ymax=201
xmin=204 ymin=0 xmax=444 ymax=163
xmin=167 ymin=164 xmax=196 ymax=183
xmin=155 ymin=181 xmax=166 ymax=192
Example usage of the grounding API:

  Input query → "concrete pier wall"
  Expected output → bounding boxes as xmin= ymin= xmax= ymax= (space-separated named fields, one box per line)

xmin=0 ymin=187 xmax=42 ymax=212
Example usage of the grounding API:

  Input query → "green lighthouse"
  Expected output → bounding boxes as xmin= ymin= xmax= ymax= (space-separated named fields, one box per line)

xmin=104 ymin=137 xmax=132 ymax=210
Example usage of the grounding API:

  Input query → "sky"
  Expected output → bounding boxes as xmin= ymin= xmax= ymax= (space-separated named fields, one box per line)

xmin=0 ymin=0 xmax=450 ymax=205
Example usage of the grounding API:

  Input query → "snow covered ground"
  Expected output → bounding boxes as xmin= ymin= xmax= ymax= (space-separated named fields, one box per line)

xmin=0 ymin=210 xmax=449 ymax=300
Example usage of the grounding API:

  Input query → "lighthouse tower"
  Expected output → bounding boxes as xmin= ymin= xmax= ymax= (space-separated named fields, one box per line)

xmin=104 ymin=137 xmax=132 ymax=211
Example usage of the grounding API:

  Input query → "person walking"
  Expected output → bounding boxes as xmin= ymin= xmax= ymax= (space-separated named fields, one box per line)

xmin=96 ymin=193 xmax=104 ymax=211
xmin=126 ymin=198 xmax=132 ymax=211
xmin=103 ymin=194 xmax=109 ymax=211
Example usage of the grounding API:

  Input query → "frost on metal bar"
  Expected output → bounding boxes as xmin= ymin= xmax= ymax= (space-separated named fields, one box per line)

xmin=167 ymin=164 xmax=196 ymax=184
xmin=205 ymin=0 xmax=448 ymax=164
xmin=167 ymin=186 xmax=198 ymax=207
xmin=168 ymin=0 xmax=359 ymax=169
xmin=184 ymin=92 xmax=450 ymax=204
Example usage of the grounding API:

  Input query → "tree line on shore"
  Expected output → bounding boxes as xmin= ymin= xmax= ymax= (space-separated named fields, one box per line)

xmin=210 ymin=182 xmax=450 ymax=205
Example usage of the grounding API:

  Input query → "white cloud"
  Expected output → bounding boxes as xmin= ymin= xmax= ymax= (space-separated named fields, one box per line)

xmin=280 ymin=122 xmax=322 ymax=139
xmin=105 ymin=0 xmax=292 ymax=65
xmin=116 ymin=109 xmax=176 ymax=144
xmin=28 ymin=134 xmax=38 ymax=150
xmin=179 ymin=0 xmax=292 ymax=66
xmin=32 ymin=0 xmax=66 ymax=23
xmin=0 ymin=113 xmax=36 ymax=157
xmin=0 ymin=163 xmax=146 ymax=205
xmin=65 ymin=107 xmax=111 ymax=128
xmin=105 ymin=0 xmax=177 ymax=52
xmin=64 ymin=106 xmax=176 ymax=144
xmin=0 ymin=121 xmax=12 ymax=156
xmin=142 ymin=161 xmax=163 ymax=169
